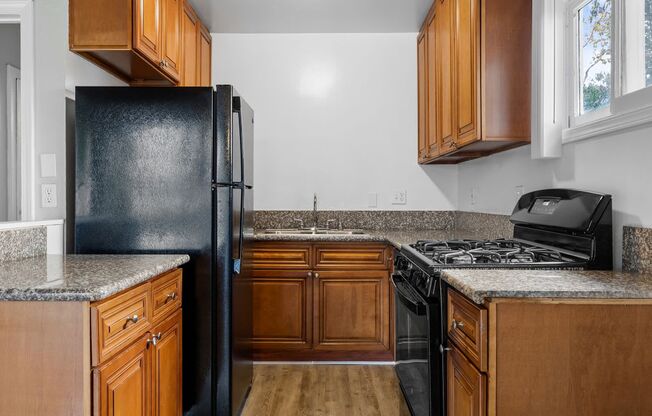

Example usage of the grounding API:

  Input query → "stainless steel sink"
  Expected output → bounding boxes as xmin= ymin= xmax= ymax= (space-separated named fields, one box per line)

xmin=262 ymin=228 xmax=367 ymax=236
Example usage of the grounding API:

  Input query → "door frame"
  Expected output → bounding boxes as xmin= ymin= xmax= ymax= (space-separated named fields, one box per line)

xmin=0 ymin=1 xmax=35 ymax=220
xmin=6 ymin=64 xmax=20 ymax=220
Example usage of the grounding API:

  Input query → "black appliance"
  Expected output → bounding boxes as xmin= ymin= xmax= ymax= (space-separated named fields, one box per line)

xmin=392 ymin=189 xmax=612 ymax=416
xmin=74 ymin=86 xmax=254 ymax=416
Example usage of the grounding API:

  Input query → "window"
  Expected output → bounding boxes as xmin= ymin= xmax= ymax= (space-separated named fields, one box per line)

xmin=567 ymin=0 xmax=652 ymax=135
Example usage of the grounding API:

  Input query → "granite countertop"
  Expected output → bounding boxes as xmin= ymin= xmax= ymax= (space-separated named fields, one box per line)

xmin=442 ymin=269 xmax=652 ymax=305
xmin=0 ymin=254 xmax=190 ymax=302
xmin=253 ymin=229 xmax=491 ymax=249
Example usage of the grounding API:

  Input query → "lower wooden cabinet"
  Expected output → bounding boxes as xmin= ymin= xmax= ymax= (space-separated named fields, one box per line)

xmin=446 ymin=344 xmax=486 ymax=416
xmin=93 ymin=270 xmax=183 ymax=416
xmin=314 ymin=270 xmax=390 ymax=351
xmin=95 ymin=335 xmax=151 ymax=416
xmin=251 ymin=242 xmax=393 ymax=360
xmin=251 ymin=269 xmax=313 ymax=351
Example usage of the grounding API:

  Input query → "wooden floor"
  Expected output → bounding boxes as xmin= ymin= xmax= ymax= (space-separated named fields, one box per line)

xmin=241 ymin=364 xmax=411 ymax=416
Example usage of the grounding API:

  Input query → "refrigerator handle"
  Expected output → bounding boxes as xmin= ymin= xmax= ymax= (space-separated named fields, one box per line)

xmin=233 ymin=104 xmax=246 ymax=275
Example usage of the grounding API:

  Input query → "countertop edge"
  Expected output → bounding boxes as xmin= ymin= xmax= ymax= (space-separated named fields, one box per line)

xmin=0 ymin=254 xmax=191 ymax=302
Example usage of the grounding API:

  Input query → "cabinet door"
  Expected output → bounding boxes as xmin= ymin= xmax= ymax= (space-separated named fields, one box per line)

xmin=161 ymin=0 xmax=182 ymax=81
xmin=181 ymin=1 xmax=199 ymax=86
xmin=151 ymin=309 xmax=183 ymax=416
xmin=417 ymin=30 xmax=429 ymax=162
xmin=313 ymin=270 xmax=390 ymax=351
xmin=134 ymin=0 xmax=162 ymax=65
xmin=426 ymin=13 xmax=439 ymax=157
xmin=436 ymin=0 xmax=457 ymax=153
xmin=453 ymin=0 xmax=481 ymax=146
xmin=447 ymin=345 xmax=486 ymax=416
xmin=94 ymin=336 xmax=150 ymax=416
xmin=198 ymin=24 xmax=212 ymax=86
xmin=251 ymin=270 xmax=313 ymax=351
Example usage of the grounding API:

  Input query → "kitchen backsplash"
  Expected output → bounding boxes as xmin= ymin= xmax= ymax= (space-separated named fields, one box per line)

xmin=623 ymin=226 xmax=652 ymax=273
xmin=0 ymin=226 xmax=47 ymax=262
xmin=254 ymin=210 xmax=514 ymax=237
xmin=454 ymin=211 xmax=514 ymax=239
xmin=254 ymin=210 xmax=456 ymax=231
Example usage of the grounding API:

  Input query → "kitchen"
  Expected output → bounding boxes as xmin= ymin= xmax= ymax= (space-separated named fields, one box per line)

xmin=1 ymin=0 xmax=652 ymax=415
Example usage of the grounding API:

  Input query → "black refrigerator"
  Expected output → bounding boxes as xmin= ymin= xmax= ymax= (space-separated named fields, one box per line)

xmin=74 ymin=85 xmax=254 ymax=416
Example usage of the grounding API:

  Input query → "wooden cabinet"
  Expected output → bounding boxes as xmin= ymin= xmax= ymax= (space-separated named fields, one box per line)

xmin=134 ymin=0 xmax=162 ymax=65
xmin=447 ymin=344 xmax=486 ymax=416
xmin=70 ymin=0 xmax=209 ymax=86
xmin=417 ymin=31 xmax=428 ymax=162
xmin=314 ymin=270 xmax=390 ymax=352
xmin=161 ymin=0 xmax=182 ymax=82
xmin=198 ymin=24 xmax=213 ymax=87
xmin=151 ymin=310 xmax=183 ymax=416
xmin=94 ymin=335 xmax=151 ymax=416
xmin=444 ymin=288 xmax=652 ymax=415
xmin=251 ymin=269 xmax=313 ymax=351
xmin=251 ymin=242 xmax=393 ymax=361
xmin=426 ymin=12 xmax=439 ymax=158
xmin=417 ymin=0 xmax=532 ymax=164
xmin=92 ymin=269 xmax=184 ymax=416
xmin=181 ymin=2 xmax=199 ymax=86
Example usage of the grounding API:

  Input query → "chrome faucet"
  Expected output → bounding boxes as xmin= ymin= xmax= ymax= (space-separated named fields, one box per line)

xmin=312 ymin=193 xmax=318 ymax=231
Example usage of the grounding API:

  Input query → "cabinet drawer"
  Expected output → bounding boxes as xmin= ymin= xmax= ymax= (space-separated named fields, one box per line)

xmin=152 ymin=269 xmax=182 ymax=322
xmin=448 ymin=289 xmax=488 ymax=371
xmin=314 ymin=245 xmax=389 ymax=270
xmin=252 ymin=244 xmax=311 ymax=269
xmin=91 ymin=283 xmax=152 ymax=366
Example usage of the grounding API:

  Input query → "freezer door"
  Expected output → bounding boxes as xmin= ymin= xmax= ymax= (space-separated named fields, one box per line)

xmin=232 ymin=96 xmax=254 ymax=188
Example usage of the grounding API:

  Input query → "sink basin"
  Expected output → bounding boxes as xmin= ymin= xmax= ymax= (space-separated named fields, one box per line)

xmin=262 ymin=228 xmax=367 ymax=236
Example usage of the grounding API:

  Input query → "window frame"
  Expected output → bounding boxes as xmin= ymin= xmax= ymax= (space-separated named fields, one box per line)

xmin=563 ymin=0 xmax=652 ymax=143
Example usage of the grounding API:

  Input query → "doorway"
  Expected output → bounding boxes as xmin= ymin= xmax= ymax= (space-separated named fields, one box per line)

xmin=1 ymin=24 xmax=21 ymax=221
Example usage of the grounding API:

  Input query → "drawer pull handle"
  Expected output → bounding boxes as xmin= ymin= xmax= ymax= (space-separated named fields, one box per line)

xmin=165 ymin=292 xmax=178 ymax=303
xmin=124 ymin=314 xmax=139 ymax=328
xmin=452 ymin=319 xmax=464 ymax=330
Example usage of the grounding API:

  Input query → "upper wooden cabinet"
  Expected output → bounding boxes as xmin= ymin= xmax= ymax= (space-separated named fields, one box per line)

xmin=417 ymin=32 xmax=428 ymax=162
xmin=417 ymin=0 xmax=532 ymax=164
xmin=70 ymin=0 xmax=210 ymax=86
xmin=198 ymin=24 xmax=213 ymax=87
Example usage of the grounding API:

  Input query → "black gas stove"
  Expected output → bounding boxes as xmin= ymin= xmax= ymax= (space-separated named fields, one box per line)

xmin=392 ymin=189 xmax=613 ymax=416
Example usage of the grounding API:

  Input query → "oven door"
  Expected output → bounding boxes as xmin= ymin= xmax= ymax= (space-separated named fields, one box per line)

xmin=392 ymin=272 xmax=438 ymax=416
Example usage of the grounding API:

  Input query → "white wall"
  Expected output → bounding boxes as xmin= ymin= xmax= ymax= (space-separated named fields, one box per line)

xmin=212 ymin=33 xmax=458 ymax=211
xmin=30 ymin=0 xmax=125 ymax=222
xmin=0 ymin=24 xmax=20 ymax=222
xmin=457 ymin=127 xmax=652 ymax=268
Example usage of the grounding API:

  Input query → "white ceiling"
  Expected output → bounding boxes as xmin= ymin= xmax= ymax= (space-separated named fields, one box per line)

xmin=190 ymin=0 xmax=432 ymax=33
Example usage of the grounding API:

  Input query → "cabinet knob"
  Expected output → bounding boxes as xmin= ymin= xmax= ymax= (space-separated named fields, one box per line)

xmin=452 ymin=319 xmax=464 ymax=330
xmin=307 ymin=271 xmax=313 ymax=278
xmin=314 ymin=273 xmax=320 ymax=278
xmin=124 ymin=314 xmax=139 ymax=328
xmin=440 ymin=345 xmax=452 ymax=353
xmin=148 ymin=332 xmax=163 ymax=348
xmin=165 ymin=292 xmax=177 ymax=303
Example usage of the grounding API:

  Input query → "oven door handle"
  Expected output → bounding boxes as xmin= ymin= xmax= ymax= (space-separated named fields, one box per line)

xmin=391 ymin=274 xmax=427 ymax=316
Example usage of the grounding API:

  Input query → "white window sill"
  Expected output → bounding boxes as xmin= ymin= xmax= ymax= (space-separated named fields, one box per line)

xmin=562 ymin=104 xmax=652 ymax=144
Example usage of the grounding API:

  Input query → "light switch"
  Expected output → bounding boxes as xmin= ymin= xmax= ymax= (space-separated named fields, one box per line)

xmin=40 ymin=154 xmax=57 ymax=178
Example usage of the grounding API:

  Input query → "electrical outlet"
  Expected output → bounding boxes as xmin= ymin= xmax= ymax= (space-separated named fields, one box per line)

xmin=41 ymin=184 xmax=57 ymax=208
xmin=471 ymin=188 xmax=478 ymax=206
xmin=391 ymin=190 xmax=407 ymax=205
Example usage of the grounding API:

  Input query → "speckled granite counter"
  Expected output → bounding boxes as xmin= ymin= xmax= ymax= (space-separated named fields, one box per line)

xmin=253 ymin=229 xmax=499 ymax=249
xmin=442 ymin=269 xmax=652 ymax=305
xmin=0 ymin=254 xmax=190 ymax=301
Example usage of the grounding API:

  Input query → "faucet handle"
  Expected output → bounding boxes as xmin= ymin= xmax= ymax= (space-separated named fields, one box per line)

xmin=326 ymin=219 xmax=337 ymax=230
xmin=293 ymin=218 xmax=305 ymax=229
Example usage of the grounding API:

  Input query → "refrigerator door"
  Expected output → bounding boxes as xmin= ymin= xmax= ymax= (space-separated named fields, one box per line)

xmin=214 ymin=85 xmax=253 ymax=416
xmin=74 ymin=87 xmax=215 ymax=415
